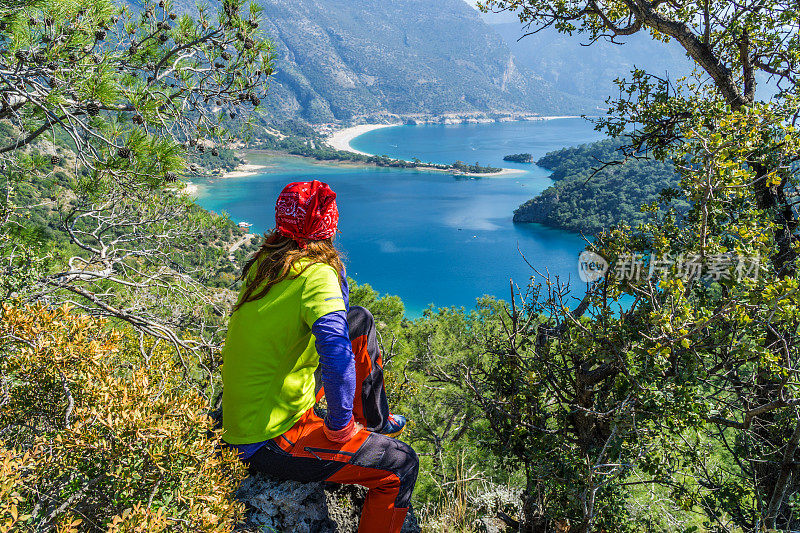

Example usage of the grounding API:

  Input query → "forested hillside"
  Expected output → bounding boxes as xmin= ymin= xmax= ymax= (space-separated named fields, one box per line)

xmin=513 ymin=139 xmax=686 ymax=234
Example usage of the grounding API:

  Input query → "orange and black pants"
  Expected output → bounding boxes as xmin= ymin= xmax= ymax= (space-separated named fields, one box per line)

xmin=244 ymin=306 xmax=419 ymax=533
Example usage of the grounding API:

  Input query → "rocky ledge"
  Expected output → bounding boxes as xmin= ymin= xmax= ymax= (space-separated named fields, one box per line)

xmin=236 ymin=474 xmax=421 ymax=532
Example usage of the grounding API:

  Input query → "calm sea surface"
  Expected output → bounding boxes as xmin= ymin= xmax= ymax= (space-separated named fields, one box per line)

xmin=195 ymin=118 xmax=605 ymax=317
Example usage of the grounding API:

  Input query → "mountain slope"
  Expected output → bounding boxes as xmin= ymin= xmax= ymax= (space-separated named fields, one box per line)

xmin=480 ymin=14 xmax=776 ymax=105
xmin=253 ymin=0 xmax=592 ymax=122
xmin=489 ymin=23 xmax=693 ymax=106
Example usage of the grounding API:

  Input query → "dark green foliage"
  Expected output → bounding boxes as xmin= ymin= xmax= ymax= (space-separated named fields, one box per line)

xmin=187 ymin=146 xmax=242 ymax=173
xmin=503 ymin=152 xmax=533 ymax=163
xmin=514 ymin=138 xmax=687 ymax=233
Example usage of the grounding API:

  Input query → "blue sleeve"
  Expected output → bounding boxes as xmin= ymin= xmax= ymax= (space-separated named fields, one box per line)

xmin=312 ymin=310 xmax=355 ymax=430
xmin=338 ymin=266 xmax=349 ymax=312
xmin=340 ymin=273 xmax=350 ymax=312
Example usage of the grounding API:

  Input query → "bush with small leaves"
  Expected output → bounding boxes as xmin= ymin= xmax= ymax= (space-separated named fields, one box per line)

xmin=0 ymin=304 xmax=247 ymax=531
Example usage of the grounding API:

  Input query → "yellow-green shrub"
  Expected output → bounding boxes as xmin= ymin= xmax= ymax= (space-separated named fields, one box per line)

xmin=0 ymin=304 xmax=245 ymax=531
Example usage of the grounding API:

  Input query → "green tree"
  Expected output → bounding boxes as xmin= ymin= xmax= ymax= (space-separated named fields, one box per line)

xmin=1 ymin=0 xmax=272 ymax=381
xmin=428 ymin=0 xmax=800 ymax=531
xmin=0 ymin=0 xmax=271 ymax=529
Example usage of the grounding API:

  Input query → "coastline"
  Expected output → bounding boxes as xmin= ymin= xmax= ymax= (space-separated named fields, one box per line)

xmin=326 ymin=123 xmax=401 ymax=154
xmin=181 ymin=163 xmax=269 ymax=196
xmin=324 ymin=123 xmax=528 ymax=177
xmin=223 ymin=163 xmax=268 ymax=179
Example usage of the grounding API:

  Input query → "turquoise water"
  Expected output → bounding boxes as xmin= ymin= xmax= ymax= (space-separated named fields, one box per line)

xmin=195 ymin=118 xmax=605 ymax=317
xmin=351 ymin=118 xmax=600 ymax=171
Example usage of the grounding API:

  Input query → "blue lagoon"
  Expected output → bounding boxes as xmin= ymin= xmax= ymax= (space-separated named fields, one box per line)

xmin=194 ymin=118 xmax=605 ymax=316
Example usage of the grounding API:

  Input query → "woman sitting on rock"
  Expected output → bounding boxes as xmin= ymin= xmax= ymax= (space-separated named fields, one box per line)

xmin=222 ymin=180 xmax=418 ymax=533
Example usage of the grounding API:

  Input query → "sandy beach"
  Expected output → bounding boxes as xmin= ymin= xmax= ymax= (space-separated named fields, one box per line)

xmin=223 ymin=163 xmax=268 ymax=179
xmin=461 ymin=167 xmax=527 ymax=177
xmin=182 ymin=182 xmax=199 ymax=196
xmin=325 ymin=124 xmax=401 ymax=154
xmin=326 ymin=123 xmax=527 ymax=177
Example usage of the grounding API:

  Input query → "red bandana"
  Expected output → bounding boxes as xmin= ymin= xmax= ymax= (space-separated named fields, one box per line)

xmin=275 ymin=180 xmax=339 ymax=249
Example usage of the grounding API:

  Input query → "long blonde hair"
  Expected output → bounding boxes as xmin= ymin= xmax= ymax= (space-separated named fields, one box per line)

xmin=233 ymin=230 xmax=344 ymax=313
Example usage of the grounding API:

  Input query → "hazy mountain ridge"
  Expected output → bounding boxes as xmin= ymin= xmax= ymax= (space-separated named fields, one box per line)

xmin=249 ymin=0 xmax=593 ymax=122
xmin=479 ymin=10 xmax=776 ymax=104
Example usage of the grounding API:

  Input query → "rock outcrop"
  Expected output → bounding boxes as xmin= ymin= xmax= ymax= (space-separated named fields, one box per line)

xmin=237 ymin=474 xmax=421 ymax=532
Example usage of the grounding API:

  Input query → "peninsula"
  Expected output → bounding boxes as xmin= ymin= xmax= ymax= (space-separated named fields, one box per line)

xmin=322 ymin=123 xmax=526 ymax=177
xmin=326 ymin=124 xmax=401 ymax=154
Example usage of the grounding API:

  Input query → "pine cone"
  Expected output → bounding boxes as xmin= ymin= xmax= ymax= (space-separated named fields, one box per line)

xmin=165 ymin=171 xmax=177 ymax=182
xmin=95 ymin=30 xmax=106 ymax=41
xmin=244 ymin=39 xmax=254 ymax=50
xmin=51 ymin=155 xmax=61 ymax=165
xmin=250 ymin=95 xmax=260 ymax=106
xmin=86 ymin=102 xmax=100 ymax=116
xmin=169 ymin=13 xmax=177 ymax=20
xmin=117 ymin=147 xmax=131 ymax=158
xmin=221 ymin=51 xmax=231 ymax=61
xmin=158 ymin=33 xmax=169 ymax=43
xmin=132 ymin=114 xmax=144 ymax=125
xmin=211 ymin=148 xmax=219 ymax=156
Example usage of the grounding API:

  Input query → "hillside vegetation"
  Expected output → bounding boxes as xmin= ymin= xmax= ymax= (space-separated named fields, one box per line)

xmin=513 ymin=138 xmax=686 ymax=234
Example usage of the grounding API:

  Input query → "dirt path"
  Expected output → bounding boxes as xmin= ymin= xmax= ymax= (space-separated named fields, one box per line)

xmin=229 ymin=233 xmax=256 ymax=254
